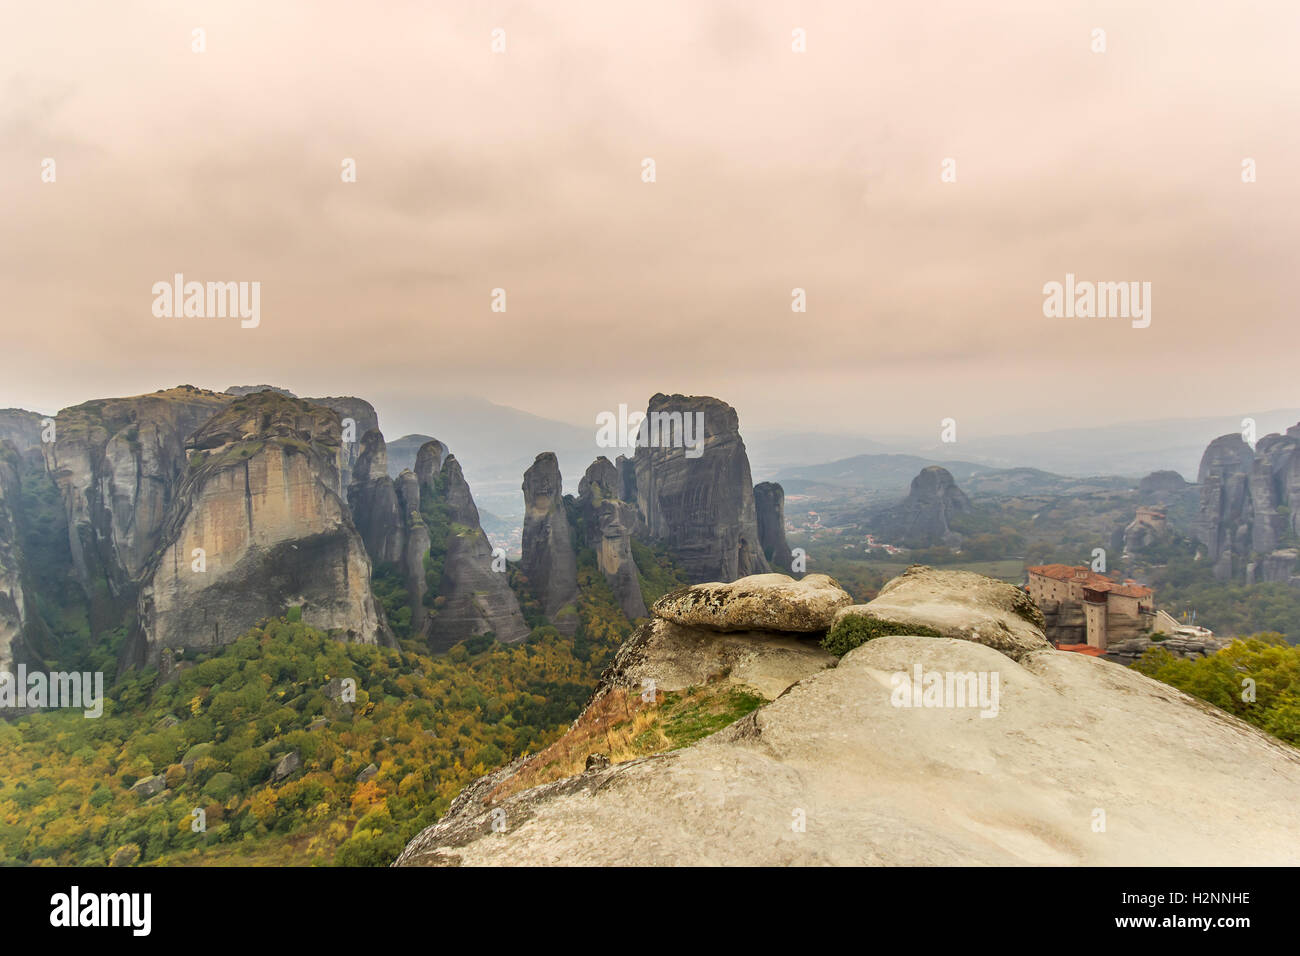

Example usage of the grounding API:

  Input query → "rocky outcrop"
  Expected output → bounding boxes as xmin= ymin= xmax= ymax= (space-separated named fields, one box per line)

xmin=224 ymin=385 xmax=295 ymax=398
xmin=41 ymin=387 xmax=233 ymax=616
xmin=878 ymin=466 xmax=970 ymax=548
xmin=386 ymin=434 xmax=440 ymax=479
xmin=1195 ymin=426 xmax=1300 ymax=582
xmin=753 ymin=482 xmax=794 ymax=573
xmin=414 ymin=440 xmax=447 ymax=495
xmin=1105 ymin=633 xmax=1230 ymax=666
xmin=394 ymin=469 xmax=431 ymax=634
xmin=424 ymin=455 xmax=529 ymax=651
xmin=520 ymin=453 xmax=578 ymax=634
xmin=1122 ymin=506 xmax=1168 ymax=554
xmin=1246 ymin=548 xmax=1300 ymax=586
xmin=653 ymin=574 xmax=850 ymax=633
xmin=834 ymin=565 xmax=1049 ymax=662
xmin=396 ymin=567 xmax=1300 ymax=867
xmin=0 ymin=409 xmax=45 ymax=454
xmin=305 ymin=396 xmax=380 ymax=481
xmin=128 ymin=392 xmax=389 ymax=669
xmin=347 ymin=430 xmax=404 ymax=566
xmin=577 ymin=458 xmax=647 ymax=621
xmin=633 ymin=394 xmax=768 ymax=583
xmin=0 ymin=442 xmax=32 ymax=671
xmin=1137 ymin=470 xmax=1187 ymax=501
xmin=597 ymin=616 xmax=835 ymax=703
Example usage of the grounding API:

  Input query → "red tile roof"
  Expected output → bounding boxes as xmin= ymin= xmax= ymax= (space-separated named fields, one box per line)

xmin=1027 ymin=564 xmax=1152 ymax=599
xmin=1056 ymin=643 xmax=1107 ymax=657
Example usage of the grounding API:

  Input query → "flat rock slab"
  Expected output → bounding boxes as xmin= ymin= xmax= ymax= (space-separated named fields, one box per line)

xmin=835 ymin=565 xmax=1049 ymax=660
xmin=653 ymin=573 xmax=852 ymax=633
xmin=396 ymin=636 xmax=1300 ymax=866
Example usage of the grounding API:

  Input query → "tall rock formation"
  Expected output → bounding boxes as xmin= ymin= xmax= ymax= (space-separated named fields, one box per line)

xmin=753 ymin=481 xmax=794 ymax=573
xmin=395 ymin=469 xmax=431 ymax=634
xmin=0 ymin=442 xmax=32 ymax=671
xmin=520 ymin=453 xmax=579 ymax=634
xmin=0 ymin=409 xmax=45 ymax=454
xmin=1137 ymin=470 xmax=1188 ymax=502
xmin=633 ymin=394 xmax=767 ymax=583
xmin=347 ymin=430 xmax=404 ymax=566
xmin=424 ymin=454 xmax=529 ymax=651
xmin=306 ymin=395 xmax=380 ymax=482
xmin=1195 ymin=425 xmax=1300 ymax=581
xmin=578 ymin=457 xmax=647 ymax=621
xmin=879 ymin=466 xmax=971 ymax=548
xmin=41 ymin=386 xmax=233 ymax=619
xmin=415 ymin=439 xmax=447 ymax=494
xmin=128 ymin=392 xmax=389 ymax=669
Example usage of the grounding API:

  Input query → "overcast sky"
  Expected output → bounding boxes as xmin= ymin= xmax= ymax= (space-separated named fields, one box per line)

xmin=2 ymin=1 xmax=1297 ymax=442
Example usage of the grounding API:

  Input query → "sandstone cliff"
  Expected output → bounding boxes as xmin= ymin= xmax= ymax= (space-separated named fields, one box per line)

xmin=396 ymin=566 xmax=1300 ymax=867
xmin=753 ymin=481 xmax=794 ymax=573
xmin=520 ymin=453 xmax=579 ymax=635
xmin=633 ymin=394 xmax=767 ymax=583
xmin=347 ymin=430 xmax=405 ymax=566
xmin=424 ymin=454 xmax=529 ymax=651
xmin=0 ymin=442 xmax=32 ymax=671
xmin=578 ymin=457 xmax=647 ymax=621
xmin=128 ymin=392 xmax=389 ymax=668
xmin=41 ymin=386 xmax=234 ymax=620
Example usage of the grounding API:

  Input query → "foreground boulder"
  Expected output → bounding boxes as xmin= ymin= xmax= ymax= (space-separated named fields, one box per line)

xmin=396 ymin=633 xmax=1300 ymax=866
xmin=833 ymin=565 xmax=1049 ymax=661
xmin=653 ymin=573 xmax=850 ymax=633
xmin=599 ymin=616 xmax=834 ymax=701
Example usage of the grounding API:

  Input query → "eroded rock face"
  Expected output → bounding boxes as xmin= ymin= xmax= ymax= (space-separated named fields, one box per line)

xmin=879 ymin=466 xmax=970 ymax=548
xmin=129 ymin=392 xmax=389 ymax=668
xmin=425 ymin=455 xmax=529 ymax=651
xmin=0 ymin=442 xmax=31 ymax=671
xmin=0 ymin=409 xmax=44 ymax=454
xmin=633 ymin=394 xmax=768 ymax=583
xmin=833 ymin=565 xmax=1049 ymax=661
xmin=753 ymin=482 xmax=794 ymax=574
xmin=395 ymin=470 xmax=431 ymax=634
xmin=578 ymin=457 xmax=646 ymax=621
xmin=1194 ymin=427 xmax=1300 ymax=582
xmin=653 ymin=573 xmax=851 ymax=633
xmin=347 ymin=430 xmax=405 ymax=566
xmin=597 ymin=616 xmax=835 ymax=702
xmin=396 ymin=634 xmax=1300 ymax=866
xmin=41 ymin=387 xmax=233 ymax=608
xmin=520 ymin=453 xmax=578 ymax=635
xmin=305 ymin=396 xmax=380 ymax=484
xmin=414 ymin=440 xmax=447 ymax=496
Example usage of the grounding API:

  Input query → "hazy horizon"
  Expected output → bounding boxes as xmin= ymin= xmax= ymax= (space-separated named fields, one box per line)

xmin=4 ymin=1 xmax=1298 ymax=446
